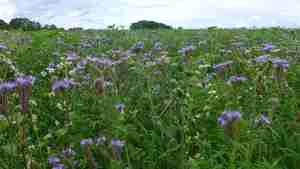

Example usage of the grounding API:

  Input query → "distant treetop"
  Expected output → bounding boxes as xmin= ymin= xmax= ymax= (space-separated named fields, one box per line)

xmin=0 ymin=19 xmax=8 ymax=29
xmin=130 ymin=20 xmax=172 ymax=30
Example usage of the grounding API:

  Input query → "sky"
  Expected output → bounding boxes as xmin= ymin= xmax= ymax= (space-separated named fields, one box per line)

xmin=0 ymin=0 xmax=300 ymax=29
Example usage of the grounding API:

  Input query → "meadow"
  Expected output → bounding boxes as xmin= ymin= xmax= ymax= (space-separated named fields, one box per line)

xmin=0 ymin=28 xmax=300 ymax=169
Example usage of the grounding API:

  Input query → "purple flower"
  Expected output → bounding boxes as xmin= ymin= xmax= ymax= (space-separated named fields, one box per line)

xmin=111 ymin=138 xmax=125 ymax=160
xmin=115 ymin=103 xmax=125 ymax=112
xmin=0 ymin=43 xmax=8 ymax=50
xmin=228 ymin=75 xmax=247 ymax=83
xmin=254 ymin=55 xmax=269 ymax=63
xmin=262 ymin=43 xmax=274 ymax=51
xmin=133 ymin=41 xmax=144 ymax=50
xmin=52 ymin=79 xmax=75 ymax=93
xmin=48 ymin=156 xmax=60 ymax=166
xmin=16 ymin=75 xmax=34 ymax=113
xmin=80 ymin=138 xmax=93 ymax=146
xmin=213 ymin=61 xmax=233 ymax=72
xmin=0 ymin=81 xmax=16 ymax=94
xmin=153 ymin=42 xmax=162 ymax=51
xmin=48 ymin=63 xmax=56 ymax=69
xmin=61 ymin=147 xmax=76 ymax=157
xmin=178 ymin=45 xmax=195 ymax=56
xmin=218 ymin=111 xmax=241 ymax=127
xmin=65 ymin=51 xmax=80 ymax=61
xmin=52 ymin=163 xmax=65 ymax=169
xmin=87 ymin=57 xmax=116 ymax=68
xmin=255 ymin=113 xmax=271 ymax=125
xmin=111 ymin=139 xmax=125 ymax=148
xmin=16 ymin=75 xmax=35 ymax=88
xmin=271 ymin=58 xmax=289 ymax=69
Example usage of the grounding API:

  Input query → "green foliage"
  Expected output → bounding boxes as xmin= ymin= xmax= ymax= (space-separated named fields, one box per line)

xmin=0 ymin=19 xmax=8 ymax=29
xmin=130 ymin=20 xmax=172 ymax=30
xmin=8 ymin=18 xmax=41 ymax=31
xmin=0 ymin=28 xmax=300 ymax=169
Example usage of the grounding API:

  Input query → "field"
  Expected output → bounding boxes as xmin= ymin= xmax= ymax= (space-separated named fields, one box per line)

xmin=0 ymin=28 xmax=300 ymax=169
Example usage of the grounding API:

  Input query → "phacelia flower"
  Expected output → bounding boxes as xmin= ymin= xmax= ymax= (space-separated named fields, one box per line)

xmin=111 ymin=138 xmax=125 ymax=160
xmin=52 ymin=79 xmax=75 ymax=93
xmin=48 ymin=156 xmax=60 ymax=166
xmin=262 ymin=43 xmax=274 ymax=51
xmin=16 ymin=75 xmax=35 ymax=113
xmin=218 ymin=111 xmax=241 ymax=127
xmin=178 ymin=45 xmax=195 ymax=56
xmin=52 ymin=163 xmax=65 ymax=169
xmin=255 ymin=113 xmax=271 ymax=125
xmin=271 ymin=58 xmax=289 ymax=69
xmin=254 ymin=55 xmax=269 ymax=63
xmin=0 ymin=81 xmax=16 ymax=95
xmin=16 ymin=75 xmax=35 ymax=88
xmin=115 ymin=103 xmax=125 ymax=113
xmin=65 ymin=51 xmax=80 ymax=61
xmin=227 ymin=75 xmax=247 ymax=84
xmin=131 ymin=41 xmax=144 ymax=51
xmin=153 ymin=42 xmax=162 ymax=51
xmin=0 ymin=43 xmax=8 ymax=51
xmin=61 ymin=147 xmax=76 ymax=157
xmin=213 ymin=61 xmax=233 ymax=72
xmin=80 ymin=138 xmax=94 ymax=146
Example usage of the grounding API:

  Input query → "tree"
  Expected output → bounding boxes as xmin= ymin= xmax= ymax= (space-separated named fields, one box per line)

xmin=130 ymin=20 xmax=172 ymax=30
xmin=44 ymin=24 xmax=57 ymax=30
xmin=0 ymin=19 xmax=8 ymax=29
xmin=9 ymin=17 xmax=41 ymax=31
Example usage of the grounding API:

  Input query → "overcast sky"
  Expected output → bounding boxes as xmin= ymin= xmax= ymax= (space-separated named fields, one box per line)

xmin=1 ymin=0 xmax=300 ymax=29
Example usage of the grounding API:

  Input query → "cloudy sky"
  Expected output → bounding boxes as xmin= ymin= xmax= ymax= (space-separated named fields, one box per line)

xmin=1 ymin=0 xmax=300 ymax=29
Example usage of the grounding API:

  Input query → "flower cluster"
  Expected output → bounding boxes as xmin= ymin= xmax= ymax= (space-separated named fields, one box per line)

xmin=52 ymin=79 xmax=75 ymax=93
xmin=217 ymin=111 xmax=241 ymax=127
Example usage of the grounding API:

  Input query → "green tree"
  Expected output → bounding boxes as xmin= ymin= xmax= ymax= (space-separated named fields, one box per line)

xmin=130 ymin=20 xmax=172 ymax=30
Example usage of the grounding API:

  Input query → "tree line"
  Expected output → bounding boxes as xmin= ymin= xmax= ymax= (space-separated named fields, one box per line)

xmin=0 ymin=18 xmax=173 ymax=31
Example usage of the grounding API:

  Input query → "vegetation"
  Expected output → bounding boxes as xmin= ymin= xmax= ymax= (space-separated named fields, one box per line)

xmin=130 ymin=20 xmax=172 ymax=30
xmin=0 ymin=28 xmax=300 ymax=169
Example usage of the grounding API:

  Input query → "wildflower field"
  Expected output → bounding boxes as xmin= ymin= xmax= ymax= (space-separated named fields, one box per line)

xmin=0 ymin=28 xmax=300 ymax=169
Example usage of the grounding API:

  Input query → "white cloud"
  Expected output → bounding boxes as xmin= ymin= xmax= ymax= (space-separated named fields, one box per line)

xmin=0 ymin=0 xmax=300 ymax=28
xmin=0 ymin=0 xmax=16 ymax=22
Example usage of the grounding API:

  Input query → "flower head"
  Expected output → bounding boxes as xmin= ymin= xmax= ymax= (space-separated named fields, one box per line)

xmin=178 ymin=45 xmax=195 ymax=56
xmin=227 ymin=75 xmax=247 ymax=84
xmin=48 ymin=156 xmax=60 ymax=166
xmin=115 ymin=103 xmax=125 ymax=112
xmin=80 ymin=138 xmax=93 ymax=146
xmin=16 ymin=75 xmax=35 ymax=88
xmin=255 ymin=113 xmax=271 ymax=125
xmin=218 ymin=111 xmax=241 ymax=127
xmin=61 ymin=147 xmax=76 ymax=157
xmin=262 ymin=43 xmax=274 ymax=51
xmin=271 ymin=58 xmax=289 ymax=69
xmin=111 ymin=139 xmax=125 ymax=148
xmin=65 ymin=51 xmax=80 ymax=61
xmin=0 ymin=43 xmax=8 ymax=51
xmin=153 ymin=42 xmax=162 ymax=51
xmin=0 ymin=81 xmax=16 ymax=95
xmin=213 ymin=61 xmax=233 ymax=72
xmin=52 ymin=163 xmax=65 ymax=169
xmin=254 ymin=55 xmax=269 ymax=63
xmin=111 ymin=138 xmax=125 ymax=160
xmin=52 ymin=79 xmax=75 ymax=93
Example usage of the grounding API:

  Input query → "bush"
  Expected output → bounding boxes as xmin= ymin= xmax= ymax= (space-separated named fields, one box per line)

xmin=130 ymin=20 xmax=172 ymax=30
